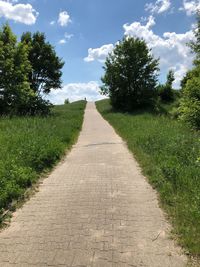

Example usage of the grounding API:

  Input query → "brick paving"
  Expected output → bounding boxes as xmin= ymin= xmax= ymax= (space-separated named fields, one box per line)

xmin=0 ymin=102 xmax=187 ymax=266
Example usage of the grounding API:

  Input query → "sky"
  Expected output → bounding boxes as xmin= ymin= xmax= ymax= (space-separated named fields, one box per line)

xmin=0 ymin=0 xmax=199 ymax=103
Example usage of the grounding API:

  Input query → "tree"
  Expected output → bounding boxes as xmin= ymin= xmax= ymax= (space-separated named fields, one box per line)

xmin=0 ymin=24 xmax=62 ymax=116
xmin=166 ymin=69 xmax=175 ymax=87
xmin=101 ymin=37 xmax=159 ymax=111
xmin=0 ymin=24 xmax=33 ymax=115
xmin=189 ymin=12 xmax=200 ymax=66
xmin=0 ymin=24 xmax=17 ymax=113
xmin=158 ymin=69 xmax=175 ymax=102
xmin=178 ymin=13 xmax=200 ymax=129
xmin=21 ymin=32 xmax=64 ymax=96
xmin=11 ymin=42 xmax=34 ymax=114
xmin=178 ymin=77 xmax=200 ymax=129
xmin=64 ymin=98 xmax=70 ymax=104
xmin=181 ymin=12 xmax=200 ymax=87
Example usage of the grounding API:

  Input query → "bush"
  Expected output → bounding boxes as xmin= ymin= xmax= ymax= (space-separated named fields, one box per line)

xmin=157 ymin=84 xmax=174 ymax=102
xmin=179 ymin=77 xmax=200 ymax=129
xmin=157 ymin=70 xmax=175 ymax=103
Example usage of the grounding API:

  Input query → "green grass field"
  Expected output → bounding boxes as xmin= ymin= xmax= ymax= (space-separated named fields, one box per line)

xmin=0 ymin=101 xmax=86 ymax=215
xmin=96 ymin=99 xmax=200 ymax=256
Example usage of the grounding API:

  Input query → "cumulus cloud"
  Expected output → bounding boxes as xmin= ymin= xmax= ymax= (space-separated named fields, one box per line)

xmin=145 ymin=0 xmax=171 ymax=14
xmin=46 ymin=81 xmax=105 ymax=104
xmin=84 ymin=16 xmax=195 ymax=87
xmin=180 ymin=0 xmax=200 ymax=16
xmin=84 ymin=44 xmax=114 ymax=62
xmin=123 ymin=16 xmax=194 ymax=87
xmin=58 ymin=11 xmax=71 ymax=26
xmin=0 ymin=0 xmax=38 ymax=24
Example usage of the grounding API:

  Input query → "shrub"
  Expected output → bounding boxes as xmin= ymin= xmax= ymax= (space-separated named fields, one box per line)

xmin=157 ymin=70 xmax=175 ymax=103
xmin=179 ymin=77 xmax=200 ymax=129
xmin=157 ymin=84 xmax=174 ymax=102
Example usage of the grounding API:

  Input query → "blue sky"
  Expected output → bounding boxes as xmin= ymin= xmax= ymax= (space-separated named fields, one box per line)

xmin=0 ymin=0 xmax=198 ymax=103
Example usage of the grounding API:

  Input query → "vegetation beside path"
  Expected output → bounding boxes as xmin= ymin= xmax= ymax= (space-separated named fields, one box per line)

xmin=0 ymin=101 xmax=86 ymax=218
xmin=96 ymin=99 xmax=200 ymax=257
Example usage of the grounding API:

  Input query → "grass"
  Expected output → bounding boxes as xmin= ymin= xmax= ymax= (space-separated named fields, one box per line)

xmin=96 ymin=99 xmax=200 ymax=256
xmin=0 ymin=101 xmax=86 ymax=216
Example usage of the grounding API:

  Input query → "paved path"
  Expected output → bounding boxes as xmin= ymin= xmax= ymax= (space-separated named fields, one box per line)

xmin=0 ymin=102 xmax=187 ymax=267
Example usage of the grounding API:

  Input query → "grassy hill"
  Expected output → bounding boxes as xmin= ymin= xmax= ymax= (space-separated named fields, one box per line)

xmin=96 ymin=99 xmax=200 ymax=257
xmin=0 ymin=101 xmax=86 ymax=217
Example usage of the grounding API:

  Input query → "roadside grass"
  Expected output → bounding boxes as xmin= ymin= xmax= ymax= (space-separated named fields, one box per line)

xmin=96 ymin=99 xmax=200 ymax=256
xmin=0 ymin=101 xmax=86 ymax=216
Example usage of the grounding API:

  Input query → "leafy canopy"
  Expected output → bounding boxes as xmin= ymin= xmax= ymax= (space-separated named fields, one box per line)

xmin=157 ymin=69 xmax=175 ymax=103
xmin=21 ymin=32 xmax=64 ymax=95
xmin=101 ymin=37 xmax=159 ymax=111
xmin=179 ymin=13 xmax=200 ymax=129
xmin=0 ymin=24 xmax=33 ymax=114
xmin=0 ymin=24 xmax=65 ymax=115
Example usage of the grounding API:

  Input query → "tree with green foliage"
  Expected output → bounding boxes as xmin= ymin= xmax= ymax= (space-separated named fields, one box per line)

xmin=189 ymin=12 xmax=200 ymax=66
xmin=64 ymin=98 xmax=70 ymax=104
xmin=0 ymin=24 xmax=64 ymax=116
xmin=101 ymin=37 xmax=159 ymax=111
xmin=21 ymin=32 xmax=64 ymax=96
xmin=0 ymin=24 xmax=17 ymax=113
xmin=179 ymin=78 xmax=200 ymax=129
xmin=0 ymin=24 xmax=33 ymax=115
xmin=158 ymin=69 xmax=175 ymax=102
xmin=166 ymin=69 xmax=175 ymax=87
xmin=179 ymin=13 xmax=200 ymax=129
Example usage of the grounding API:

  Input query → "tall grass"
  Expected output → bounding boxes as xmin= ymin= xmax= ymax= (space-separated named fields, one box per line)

xmin=96 ymin=99 xmax=200 ymax=256
xmin=0 ymin=101 xmax=86 ymax=213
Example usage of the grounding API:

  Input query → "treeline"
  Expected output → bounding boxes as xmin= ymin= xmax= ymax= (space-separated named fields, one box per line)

xmin=0 ymin=24 xmax=64 ymax=115
xmin=101 ymin=15 xmax=200 ymax=130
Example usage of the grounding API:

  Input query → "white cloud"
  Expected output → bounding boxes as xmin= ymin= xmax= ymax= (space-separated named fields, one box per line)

xmin=84 ymin=16 xmax=195 ymax=88
xmin=58 ymin=33 xmax=73 ymax=45
xmin=64 ymin=33 xmax=73 ymax=40
xmin=58 ymin=39 xmax=66 ymax=45
xmin=46 ymin=81 xmax=105 ymax=104
xmin=58 ymin=11 xmax=71 ymax=26
xmin=0 ymin=0 xmax=38 ymax=25
xmin=84 ymin=44 xmax=114 ymax=62
xmin=123 ymin=16 xmax=194 ymax=87
xmin=50 ymin=20 xmax=55 ymax=25
xmin=180 ymin=0 xmax=200 ymax=16
xmin=145 ymin=0 xmax=171 ymax=14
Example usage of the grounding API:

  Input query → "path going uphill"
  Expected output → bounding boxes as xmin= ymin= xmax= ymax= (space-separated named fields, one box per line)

xmin=0 ymin=102 xmax=187 ymax=266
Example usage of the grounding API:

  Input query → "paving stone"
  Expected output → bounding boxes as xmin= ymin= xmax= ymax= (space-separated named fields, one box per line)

xmin=0 ymin=103 xmax=187 ymax=266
